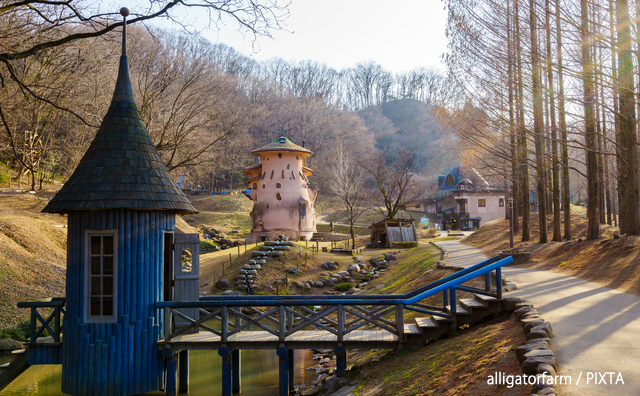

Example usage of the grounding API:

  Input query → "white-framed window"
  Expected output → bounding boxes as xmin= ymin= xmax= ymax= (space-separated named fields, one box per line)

xmin=85 ymin=230 xmax=118 ymax=323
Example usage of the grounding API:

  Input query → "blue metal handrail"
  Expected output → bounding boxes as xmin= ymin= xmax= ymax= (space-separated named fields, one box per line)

xmin=158 ymin=256 xmax=512 ymax=309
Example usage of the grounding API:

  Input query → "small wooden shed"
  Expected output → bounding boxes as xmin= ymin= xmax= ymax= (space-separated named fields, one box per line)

xmin=369 ymin=219 xmax=418 ymax=248
xmin=40 ymin=10 xmax=198 ymax=396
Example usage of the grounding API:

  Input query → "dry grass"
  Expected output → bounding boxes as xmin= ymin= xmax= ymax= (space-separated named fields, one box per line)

xmin=0 ymin=194 xmax=67 ymax=328
xmin=348 ymin=314 xmax=529 ymax=396
xmin=182 ymin=194 xmax=253 ymax=235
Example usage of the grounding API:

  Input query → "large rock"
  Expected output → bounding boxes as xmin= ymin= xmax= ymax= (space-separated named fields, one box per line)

xmin=537 ymin=363 xmax=557 ymax=377
xmin=337 ymin=270 xmax=349 ymax=277
xmin=527 ymin=330 xmax=549 ymax=340
xmin=315 ymin=281 xmax=325 ymax=287
xmin=215 ymin=279 xmax=232 ymax=289
xmin=321 ymin=377 xmax=349 ymax=393
xmin=502 ymin=297 xmax=526 ymax=312
xmin=286 ymin=267 xmax=300 ymax=274
xmin=323 ymin=278 xmax=335 ymax=287
xmin=521 ymin=311 xmax=540 ymax=320
xmin=524 ymin=319 xmax=546 ymax=333
xmin=515 ymin=342 xmax=550 ymax=363
xmin=0 ymin=338 xmax=23 ymax=352
xmin=530 ymin=322 xmax=553 ymax=337
xmin=332 ymin=385 xmax=357 ymax=396
xmin=322 ymin=262 xmax=338 ymax=270
xmin=521 ymin=317 xmax=545 ymax=330
xmin=522 ymin=356 xmax=557 ymax=375
xmin=515 ymin=306 xmax=537 ymax=320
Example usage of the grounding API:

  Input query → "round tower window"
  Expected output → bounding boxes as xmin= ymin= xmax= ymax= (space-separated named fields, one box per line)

xmin=276 ymin=182 xmax=282 ymax=188
xmin=278 ymin=153 xmax=282 ymax=158
xmin=252 ymin=183 xmax=257 ymax=190
xmin=296 ymin=156 xmax=299 ymax=160
xmin=276 ymin=193 xmax=282 ymax=201
xmin=263 ymin=184 xmax=266 ymax=189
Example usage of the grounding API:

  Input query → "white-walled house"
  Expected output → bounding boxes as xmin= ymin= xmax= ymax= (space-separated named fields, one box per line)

xmin=419 ymin=165 xmax=505 ymax=230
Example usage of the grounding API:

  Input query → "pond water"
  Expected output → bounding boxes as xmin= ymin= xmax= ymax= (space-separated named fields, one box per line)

xmin=0 ymin=349 xmax=318 ymax=396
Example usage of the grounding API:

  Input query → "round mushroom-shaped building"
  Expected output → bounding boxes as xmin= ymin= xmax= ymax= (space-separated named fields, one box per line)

xmin=243 ymin=137 xmax=317 ymax=242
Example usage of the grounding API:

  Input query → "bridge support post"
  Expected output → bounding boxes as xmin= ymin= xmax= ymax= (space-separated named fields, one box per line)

xmin=288 ymin=349 xmax=295 ymax=391
xmin=165 ymin=354 xmax=178 ymax=396
xmin=335 ymin=346 xmax=347 ymax=377
xmin=219 ymin=347 xmax=232 ymax=396
xmin=178 ymin=350 xmax=189 ymax=393
xmin=277 ymin=347 xmax=289 ymax=396
xmin=232 ymin=349 xmax=241 ymax=393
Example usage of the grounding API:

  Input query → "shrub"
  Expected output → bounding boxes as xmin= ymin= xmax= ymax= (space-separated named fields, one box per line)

xmin=0 ymin=320 xmax=31 ymax=342
xmin=392 ymin=241 xmax=418 ymax=248
xmin=335 ymin=282 xmax=353 ymax=292
xmin=199 ymin=240 xmax=220 ymax=253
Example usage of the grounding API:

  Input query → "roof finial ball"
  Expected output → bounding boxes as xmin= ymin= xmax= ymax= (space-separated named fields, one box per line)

xmin=120 ymin=7 xmax=129 ymax=55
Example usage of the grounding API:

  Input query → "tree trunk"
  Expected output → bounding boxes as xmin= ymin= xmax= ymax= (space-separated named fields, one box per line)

xmin=616 ymin=0 xmax=638 ymax=235
xmin=516 ymin=0 xmax=531 ymax=242
xmin=546 ymin=0 xmax=561 ymax=241
xmin=529 ymin=0 xmax=548 ymax=243
xmin=581 ymin=0 xmax=599 ymax=239
xmin=507 ymin=0 xmax=520 ymax=234
xmin=556 ymin=0 xmax=571 ymax=239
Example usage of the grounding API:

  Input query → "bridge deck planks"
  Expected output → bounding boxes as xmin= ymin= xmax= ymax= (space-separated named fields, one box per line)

xmin=158 ymin=329 xmax=400 ymax=350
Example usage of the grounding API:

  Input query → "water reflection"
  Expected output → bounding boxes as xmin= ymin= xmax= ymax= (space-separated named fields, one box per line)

xmin=0 ymin=349 xmax=317 ymax=396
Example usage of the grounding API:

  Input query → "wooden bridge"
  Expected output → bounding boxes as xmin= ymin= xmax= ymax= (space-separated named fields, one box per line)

xmin=18 ymin=255 xmax=513 ymax=396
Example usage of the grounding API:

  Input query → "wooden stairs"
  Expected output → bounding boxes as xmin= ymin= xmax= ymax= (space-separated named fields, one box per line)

xmin=403 ymin=293 xmax=501 ymax=347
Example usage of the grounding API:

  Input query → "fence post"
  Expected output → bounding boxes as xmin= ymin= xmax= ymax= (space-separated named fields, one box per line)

xmin=442 ymin=289 xmax=449 ymax=310
xmin=30 ymin=307 xmax=36 ymax=343
xmin=222 ymin=306 xmax=229 ymax=342
xmin=279 ymin=306 xmax=286 ymax=341
xmin=496 ymin=268 xmax=503 ymax=299
xmin=450 ymin=287 xmax=457 ymax=314
xmin=164 ymin=307 xmax=172 ymax=341
xmin=54 ymin=306 xmax=61 ymax=343
xmin=337 ymin=305 xmax=344 ymax=342
xmin=395 ymin=304 xmax=405 ymax=341
xmin=485 ymin=272 xmax=491 ymax=292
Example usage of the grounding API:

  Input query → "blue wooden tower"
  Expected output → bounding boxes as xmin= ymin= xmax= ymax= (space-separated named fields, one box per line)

xmin=41 ymin=8 xmax=197 ymax=395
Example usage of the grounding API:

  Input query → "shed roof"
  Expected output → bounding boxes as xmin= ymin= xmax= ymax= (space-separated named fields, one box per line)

xmin=251 ymin=137 xmax=312 ymax=156
xmin=42 ymin=23 xmax=196 ymax=215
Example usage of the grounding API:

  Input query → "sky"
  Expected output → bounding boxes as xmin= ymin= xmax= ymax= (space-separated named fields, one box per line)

xmin=196 ymin=0 xmax=449 ymax=74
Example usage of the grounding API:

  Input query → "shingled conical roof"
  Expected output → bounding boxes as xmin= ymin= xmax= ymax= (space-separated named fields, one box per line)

xmin=251 ymin=137 xmax=312 ymax=157
xmin=43 ymin=11 xmax=196 ymax=215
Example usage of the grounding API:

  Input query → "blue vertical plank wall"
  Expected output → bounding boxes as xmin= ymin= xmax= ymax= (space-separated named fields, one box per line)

xmin=61 ymin=209 xmax=173 ymax=396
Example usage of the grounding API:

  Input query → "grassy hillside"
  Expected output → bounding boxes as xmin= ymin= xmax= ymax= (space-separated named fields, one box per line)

xmin=182 ymin=194 xmax=253 ymax=234
xmin=0 ymin=194 xmax=67 ymax=330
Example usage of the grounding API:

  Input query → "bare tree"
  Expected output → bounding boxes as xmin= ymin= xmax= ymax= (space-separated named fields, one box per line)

xmin=326 ymin=146 xmax=370 ymax=249
xmin=360 ymin=149 xmax=417 ymax=220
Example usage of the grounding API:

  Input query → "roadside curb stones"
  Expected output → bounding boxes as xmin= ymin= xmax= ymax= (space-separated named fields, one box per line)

xmin=510 ymin=298 xmax=559 ymax=396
